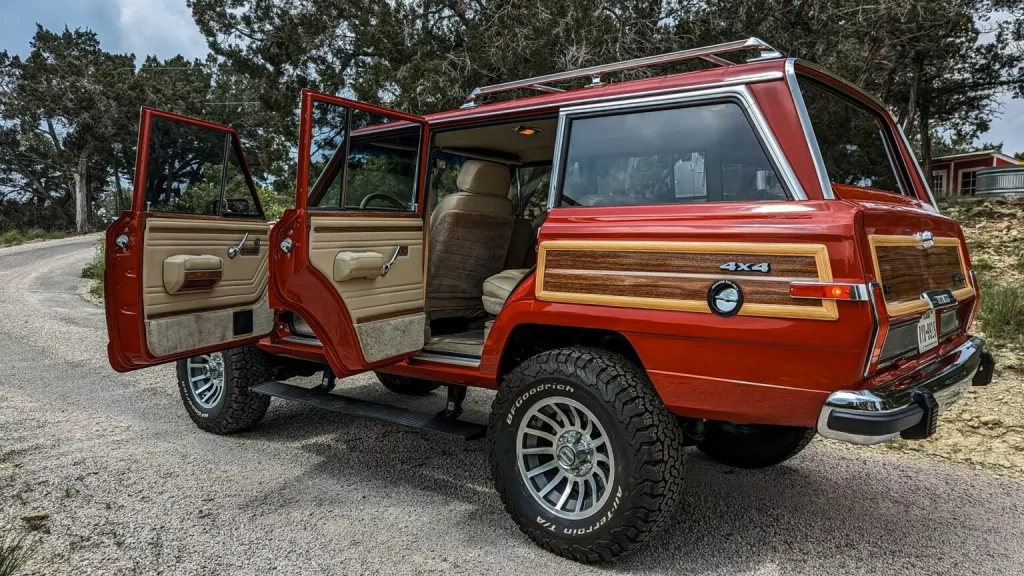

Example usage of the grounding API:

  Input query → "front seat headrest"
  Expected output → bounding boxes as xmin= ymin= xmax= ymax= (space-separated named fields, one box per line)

xmin=457 ymin=160 xmax=511 ymax=197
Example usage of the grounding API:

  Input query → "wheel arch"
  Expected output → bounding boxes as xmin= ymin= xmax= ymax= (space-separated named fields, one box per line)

xmin=497 ymin=323 xmax=643 ymax=381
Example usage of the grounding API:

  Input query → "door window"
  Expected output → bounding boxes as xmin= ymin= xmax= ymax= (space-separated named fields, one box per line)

xmin=307 ymin=102 xmax=422 ymax=212
xmin=142 ymin=116 xmax=262 ymax=218
xmin=555 ymin=101 xmax=787 ymax=207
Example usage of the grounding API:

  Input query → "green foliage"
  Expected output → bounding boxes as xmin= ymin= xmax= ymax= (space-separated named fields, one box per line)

xmin=978 ymin=281 xmax=1024 ymax=344
xmin=0 ymin=227 xmax=70 ymax=247
xmin=81 ymin=241 xmax=106 ymax=299
xmin=0 ymin=525 xmax=38 ymax=576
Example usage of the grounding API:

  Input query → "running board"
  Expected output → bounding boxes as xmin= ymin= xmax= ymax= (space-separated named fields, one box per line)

xmin=250 ymin=381 xmax=486 ymax=441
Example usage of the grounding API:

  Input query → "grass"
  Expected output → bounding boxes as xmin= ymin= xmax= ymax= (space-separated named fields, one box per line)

xmin=0 ymin=228 xmax=71 ymax=248
xmin=0 ymin=525 xmax=37 ymax=576
xmin=978 ymin=281 xmax=1024 ymax=344
xmin=80 ymin=242 xmax=105 ymax=300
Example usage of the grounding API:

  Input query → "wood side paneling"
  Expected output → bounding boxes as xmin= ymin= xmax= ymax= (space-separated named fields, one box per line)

xmin=868 ymin=235 xmax=974 ymax=316
xmin=543 ymin=271 xmax=822 ymax=307
xmin=545 ymin=251 xmax=819 ymax=278
xmin=536 ymin=240 xmax=836 ymax=320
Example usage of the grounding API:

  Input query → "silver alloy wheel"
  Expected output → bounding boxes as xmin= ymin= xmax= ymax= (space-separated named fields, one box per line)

xmin=516 ymin=396 xmax=615 ymax=520
xmin=186 ymin=352 xmax=226 ymax=410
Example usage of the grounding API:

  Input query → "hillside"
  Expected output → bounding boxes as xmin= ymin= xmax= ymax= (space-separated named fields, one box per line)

xmin=843 ymin=197 xmax=1024 ymax=476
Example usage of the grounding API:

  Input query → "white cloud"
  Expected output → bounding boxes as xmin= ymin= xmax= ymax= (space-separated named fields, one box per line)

xmin=978 ymin=95 xmax=1024 ymax=156
xmin=113 ymin=0 xmax=208 ymax=60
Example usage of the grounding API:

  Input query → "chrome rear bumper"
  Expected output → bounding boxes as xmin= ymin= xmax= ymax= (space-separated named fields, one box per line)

xmin=817 ymin=337 xmax=992 ymax=445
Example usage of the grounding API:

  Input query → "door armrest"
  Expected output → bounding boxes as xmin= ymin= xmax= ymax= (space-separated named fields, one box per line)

xmin=163 ymin=254 xmax=223 ymax=294
xmin=334 ymin=251 xmax=384 ymax=282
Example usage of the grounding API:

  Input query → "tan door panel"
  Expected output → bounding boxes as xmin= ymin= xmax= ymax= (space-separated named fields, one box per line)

xmin=142 ymin=217 xmax=272 ymax=357
xmin=308 ymin=216 xmax=425 ymax=362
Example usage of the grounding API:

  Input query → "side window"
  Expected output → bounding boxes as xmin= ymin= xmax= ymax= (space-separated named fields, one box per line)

xmin=307 ymin=101 xmax=421 ymax=211
xmin=556 ymin=102 xmax=787 ymax=207
xmin=143 ymin=117 xmax=261 ymax=217
xmin=516 ymin=166 xmax=552 ymax=218
xmin=798 ymin=77 xmax=906 ymax=195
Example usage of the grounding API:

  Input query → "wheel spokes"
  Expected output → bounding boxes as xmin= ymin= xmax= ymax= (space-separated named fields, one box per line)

xmin=538 ymin=471 xmax=566 ymax=497
xmin=527 ymin=460 xmax=557 ymax=478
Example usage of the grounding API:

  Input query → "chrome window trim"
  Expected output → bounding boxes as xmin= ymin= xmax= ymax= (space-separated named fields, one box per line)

xmin=435 ymin=71 xmax=784 ymax=127
xmin=545 ymin=83 xmax=808 ymax=209
xmin=894 ymin=121 xmax=940 ymax=212
xmin=785 ymin=58 xmax=834 ymax=200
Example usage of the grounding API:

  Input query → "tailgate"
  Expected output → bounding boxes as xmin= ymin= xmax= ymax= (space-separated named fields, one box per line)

xmin=848 ymin=200 xmax=972 ymax=317
xmin=850 ymin=199 xmax=976 ymax=373
xmin=868 ymin=232 xmax=973 ymax=317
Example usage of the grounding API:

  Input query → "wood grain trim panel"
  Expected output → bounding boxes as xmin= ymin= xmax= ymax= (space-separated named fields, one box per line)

xmin=149 ymin=227 xmax=268 ymax=236
xmin=536 ymin=240 xmax=838 ymax=320
xmin=308 ymin=210 xmax=421 ymax=218
xmin=355 ymin=307 xmax=425 ymax=324
xmin=868 ymin=235 xmax=974 ymax=317
xmin=314 ymin=226 xmax=421 ymax=234
xmin=179 ymin=270 xmax=222 ymax=292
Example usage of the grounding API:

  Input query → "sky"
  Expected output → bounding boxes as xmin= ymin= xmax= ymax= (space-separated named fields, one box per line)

xmin=1 ymin=0 xmax=1023 ymax=155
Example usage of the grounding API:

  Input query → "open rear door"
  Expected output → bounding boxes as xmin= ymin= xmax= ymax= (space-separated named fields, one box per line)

xmin=106 ymin=108 xmax=272 ymax=372
xmin=269 ymin=90 xmax=430 ymax=378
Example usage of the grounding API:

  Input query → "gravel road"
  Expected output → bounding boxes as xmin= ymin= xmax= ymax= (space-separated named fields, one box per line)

xmin=2 ymin=236 xmax=1024 ymax=576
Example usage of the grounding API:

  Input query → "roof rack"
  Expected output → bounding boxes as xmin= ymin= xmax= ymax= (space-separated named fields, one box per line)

xmin=460 ymin=37 xmax=783 ymax=108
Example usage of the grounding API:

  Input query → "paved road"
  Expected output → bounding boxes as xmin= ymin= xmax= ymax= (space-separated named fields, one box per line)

xmin=2 ymin=236 xmax=1023 ymax=576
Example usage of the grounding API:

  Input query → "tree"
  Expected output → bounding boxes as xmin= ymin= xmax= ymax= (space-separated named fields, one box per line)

xmin=0 ymin=26 xmax=139 ymax=232
xmin=189 ymin=0 xmax=1024 ymax=174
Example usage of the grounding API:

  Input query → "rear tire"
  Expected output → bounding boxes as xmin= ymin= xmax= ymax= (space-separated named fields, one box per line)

xmin=375 ymin=372 xmax=441 ymax=396
xmin=488 ymin=346 xmax=685 ymax=563
xmin=697 ymin=421 xmax=815 ymax=469
xmin=176 ymin=345 xmax=272 ymax=434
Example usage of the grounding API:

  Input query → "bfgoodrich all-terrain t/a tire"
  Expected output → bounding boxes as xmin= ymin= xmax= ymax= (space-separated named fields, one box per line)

xmin=176 ymin=345 xmax=272 ymax=435
xmin=375 ymin=371 xmax=442 ymax=396
xmin=488 ymin=346 xmax=685 ymax=563
xmin=697 ymin=421 xmax=815 ymax=469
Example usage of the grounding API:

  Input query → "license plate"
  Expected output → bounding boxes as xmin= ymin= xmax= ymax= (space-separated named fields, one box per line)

xmin=917 ymin=309 xmax=938 ymax=353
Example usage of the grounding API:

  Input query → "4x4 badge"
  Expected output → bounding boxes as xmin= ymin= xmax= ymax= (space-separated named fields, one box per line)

xmin=719 ymin=261 xmax=770 ymax=273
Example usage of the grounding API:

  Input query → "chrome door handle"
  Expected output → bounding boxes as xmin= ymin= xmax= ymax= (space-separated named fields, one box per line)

xmin=380 ymin=246 xmax=403 ymax=277
xmin=116 ymin=234 xmax=129 ymax=250
xmin=227 ymin=233 xmax=249 ymax=259
xmin=279 ymin=238 xmax=293 ymax=254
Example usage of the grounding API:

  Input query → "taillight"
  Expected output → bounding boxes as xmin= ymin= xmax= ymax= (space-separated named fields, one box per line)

xmin=789 ymin=282 xmax=870 ymax=301
xmin=863 ymin=282 xmax=890 ymax=377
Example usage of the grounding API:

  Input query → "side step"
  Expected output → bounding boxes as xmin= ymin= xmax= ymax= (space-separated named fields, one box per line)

xmin=251 ymin=381 xmax=486 ymax=441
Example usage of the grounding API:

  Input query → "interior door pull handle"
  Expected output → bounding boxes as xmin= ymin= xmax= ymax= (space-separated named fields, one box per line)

xmin=227 ymin=233 xmax=249 ymax=259
xmin=380 ymin=246 xmax=404 ymax=277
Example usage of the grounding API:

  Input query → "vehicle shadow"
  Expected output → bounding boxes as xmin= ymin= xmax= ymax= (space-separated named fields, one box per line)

xmin=244 ymin=381 xmax=1021 ymax=575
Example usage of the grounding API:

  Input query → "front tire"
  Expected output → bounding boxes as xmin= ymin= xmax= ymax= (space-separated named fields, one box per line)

xmin=375 ymin=372 xmax=441 ymax=396
xmin=697 ymin=421 xmax=815 ymax=469
xmin=176 ymin=345 xmax=272 ymax=434
xmin=488 ymin=347 xmax=684 ymax=563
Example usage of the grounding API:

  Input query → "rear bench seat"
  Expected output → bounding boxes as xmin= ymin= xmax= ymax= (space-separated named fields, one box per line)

xmin=482 ymin=269 xmax=529 ymax=315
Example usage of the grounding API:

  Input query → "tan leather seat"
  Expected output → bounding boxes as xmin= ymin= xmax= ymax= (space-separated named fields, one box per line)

xmin=426 ymin=160 xmax=514 ymax=318
xmin=482 ymin=269 xmax=529 ymax=315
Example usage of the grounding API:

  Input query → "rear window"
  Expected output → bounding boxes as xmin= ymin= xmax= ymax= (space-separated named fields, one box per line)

xmin=556 ymin=102 xmax=787 ymax=207
xmin=798 ymin=77 xmax=905 ymax=195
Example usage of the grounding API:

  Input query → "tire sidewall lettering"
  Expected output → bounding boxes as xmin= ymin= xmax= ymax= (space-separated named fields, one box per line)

xmin=506 ymin=383 xmax=574 ymax=425
xmin=498 ymin=379 xmax=632 ymax=541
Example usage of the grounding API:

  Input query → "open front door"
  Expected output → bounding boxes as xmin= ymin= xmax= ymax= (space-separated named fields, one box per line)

xmin=270 ymin=90 xmax=430 ymax=377
xmin=106 ymin=108 xmax=272 ymax=372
